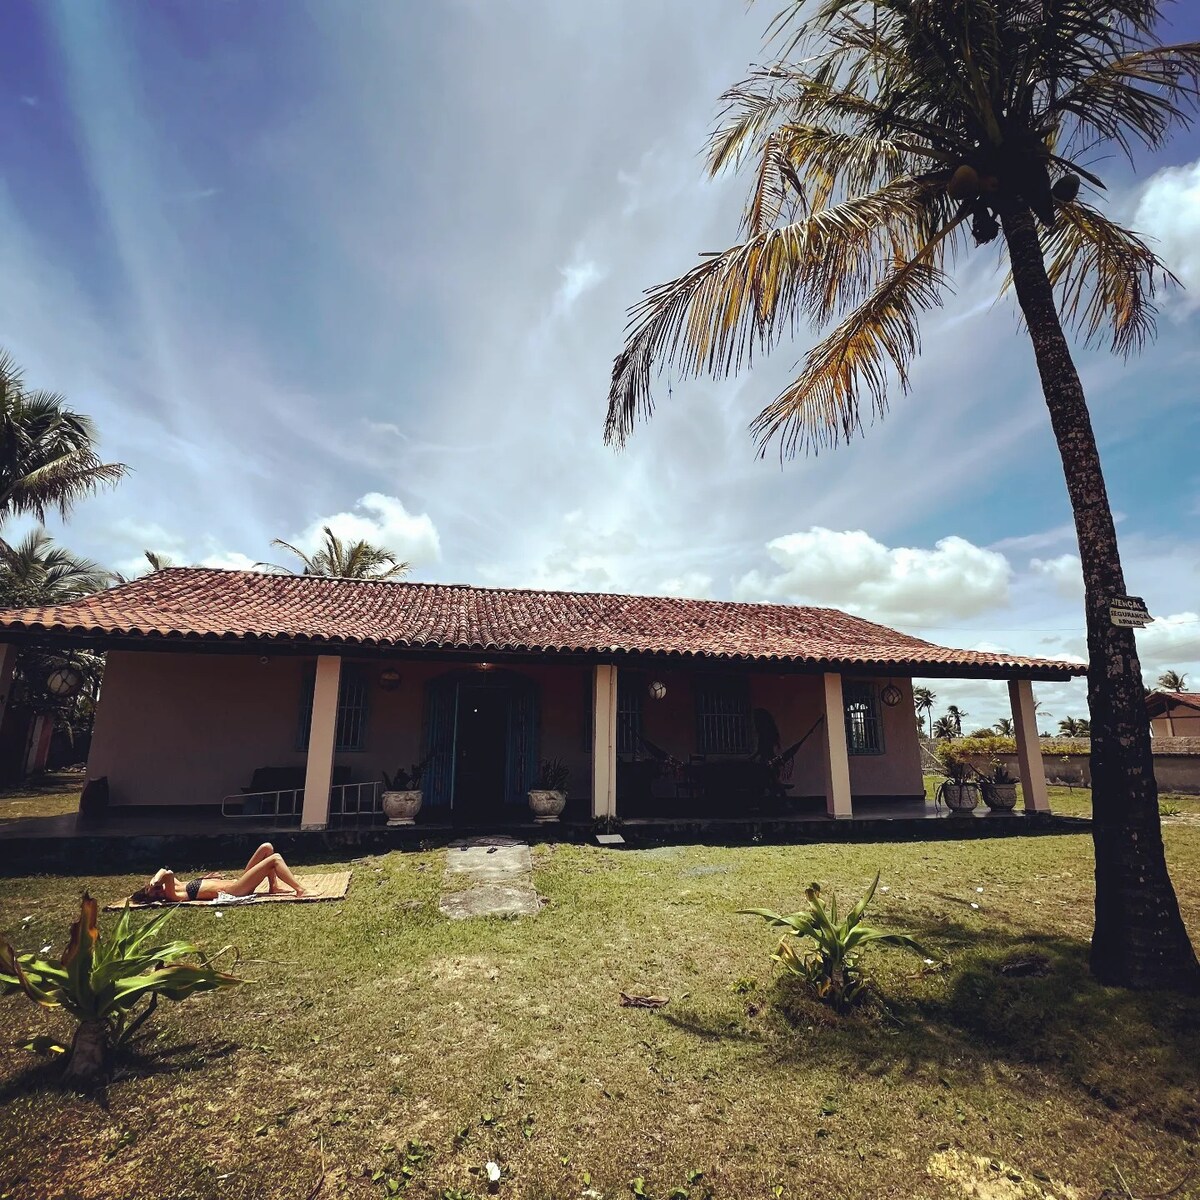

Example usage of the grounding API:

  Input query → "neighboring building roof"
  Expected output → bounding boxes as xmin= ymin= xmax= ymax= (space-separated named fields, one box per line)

xmin=0 ymin=567 xmax=1086 ymax=678
xmin=1146 ymin=690 xmax=1200 ymax=717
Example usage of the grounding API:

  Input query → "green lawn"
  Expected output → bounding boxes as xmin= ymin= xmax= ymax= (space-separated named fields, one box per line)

xmin=0 ymin=772 xmax=82 ymax=825
xmin=1 ymin=794 xmax=1198 ymax=1199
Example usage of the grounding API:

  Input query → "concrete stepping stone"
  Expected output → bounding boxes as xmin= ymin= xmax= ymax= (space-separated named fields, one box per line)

xmin=439 ymin=837 xmax=541 ymax=919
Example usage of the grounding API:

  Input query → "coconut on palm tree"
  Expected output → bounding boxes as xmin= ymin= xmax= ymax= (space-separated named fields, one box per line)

xmin=1158 ymin=670 xmax=1188 ymax=692
xmin=604 ymin=0 xmax=1199 ymax=990
xmin=267 ymin=525 xmax=409 ymax=580
xmin=0 ymin=353 xmax=126 ymax=528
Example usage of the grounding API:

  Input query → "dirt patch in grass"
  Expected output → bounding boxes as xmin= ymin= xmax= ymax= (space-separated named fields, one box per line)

xmin=1 ymin=831 xmax=1198 ymax=1198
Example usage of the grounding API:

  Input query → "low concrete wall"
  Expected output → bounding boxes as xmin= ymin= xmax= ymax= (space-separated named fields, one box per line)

xmin=921 ymin=736 xmax=1200 ymax=795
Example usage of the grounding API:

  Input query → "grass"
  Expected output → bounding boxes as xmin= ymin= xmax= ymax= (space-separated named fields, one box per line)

xmin=0 ymin=771 xmax=82 ymax=825
xmin=1 ymin=797 xmax=1198 ymax=1199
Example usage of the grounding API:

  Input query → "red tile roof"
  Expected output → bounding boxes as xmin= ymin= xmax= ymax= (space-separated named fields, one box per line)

xmin=0 ymin=568 xmax=1085 ymax=678
xmin=1147 ymin=690 xmax=1200 ymax=715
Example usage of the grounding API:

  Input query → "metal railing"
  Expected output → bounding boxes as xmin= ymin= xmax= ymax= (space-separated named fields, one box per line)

xmin=221 ymin=788 xmax=305 ymax=821
xmin=329 ymin=780 xmax=382 ymax=822
xmin=221 ymin=780 xmax=383 ymax=825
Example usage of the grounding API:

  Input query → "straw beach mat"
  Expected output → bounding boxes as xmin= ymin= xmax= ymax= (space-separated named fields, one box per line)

xmin=108 ymin=871 xmax=352 ymax=911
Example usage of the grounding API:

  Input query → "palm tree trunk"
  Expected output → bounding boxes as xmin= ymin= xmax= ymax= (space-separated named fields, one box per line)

xmin=62 ymin=1018 xmax=109 ymax=1090
xmin=1000 ymin=203 xmax=1199 ymax=992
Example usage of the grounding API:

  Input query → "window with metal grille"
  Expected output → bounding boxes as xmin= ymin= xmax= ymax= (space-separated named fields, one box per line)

xmin=298 ymin=668 xmax=368 ymax=752
xmin=617 ymin=674 xmax=643 ymax=757
xmin=695 ymin=677 xmax=751 ymax=755
xmin=844 ymin=682 xmax=884 ymax=755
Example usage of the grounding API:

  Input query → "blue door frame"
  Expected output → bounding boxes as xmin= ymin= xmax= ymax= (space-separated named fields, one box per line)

xmin=421 ymin=670 xmax=540 ymax=814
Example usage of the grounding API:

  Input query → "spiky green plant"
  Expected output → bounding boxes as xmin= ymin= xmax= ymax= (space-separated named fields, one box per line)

xmin=741 ymin=873 xmax=927 ymax=1011
xmin=0 ymin=894 xmax=241 ymax=1088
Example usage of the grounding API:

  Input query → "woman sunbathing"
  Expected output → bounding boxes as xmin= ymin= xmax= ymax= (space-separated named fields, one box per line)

xmin=132 ymin=843 xmax=306 ymax=903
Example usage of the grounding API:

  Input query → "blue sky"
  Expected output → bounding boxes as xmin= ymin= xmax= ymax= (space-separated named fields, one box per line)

xmin=1 ymin=0 xmax=1199 ymax=729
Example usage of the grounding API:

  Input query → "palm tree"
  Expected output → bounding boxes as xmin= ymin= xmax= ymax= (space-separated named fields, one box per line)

xmin=0 ymin=353 xmax=127 ymax=527
xmin=1158 ymin=670 xmax=1188 ymax=692
xmin=945 ymin=705 xmax=967 ymax=737
xmin=1058 ymin=716 xmax=1083 ymax=737
xmin=0 ymin=530 xmax=110 ymax=608
xmin=604 ymin=0 xmax=1199 ymax=991
xmin=912 ymin=685 xmax=936 ymax=737
xmin=931 ymin=715 xmax=957 ymax=740
xmin=993 ymin=717 xmax=1014 ymax=737
xmin=267 ymin=526 xmax=409 ymax=580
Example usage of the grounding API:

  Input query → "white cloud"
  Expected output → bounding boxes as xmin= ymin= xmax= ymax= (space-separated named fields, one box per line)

xmin=198 ymin=551 xmax=264 ymax=572
xmin=554 ymin=257 xmax=606 ymax=312
xmin=1135 ymin=612 xmax=1200 ymax=676
xmin=734 ymin=528 xmax=1012 ymax=625
xmin=287 ymin=493 xmax=441 ymax=567
xmin=1029 ymin=553 xmax=1083 ymax=599
xmin=656 ymin=571 xmax=714 ymax=598
xmin=1133 ymin=157 xmax=1200 ymax=313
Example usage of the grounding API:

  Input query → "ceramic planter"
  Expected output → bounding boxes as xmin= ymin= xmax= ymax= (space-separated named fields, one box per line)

xmin=382 ymin=789 xmax=423 ymax=826
xmin=528 ymin=789 xmax=567 ymax=823
xmin=983 ymin=781 xmax=1018 ymax=812
xmin=940 ymin=781 xmax=980 ymax=813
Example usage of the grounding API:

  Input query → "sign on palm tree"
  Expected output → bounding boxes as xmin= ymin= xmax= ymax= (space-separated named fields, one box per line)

xmin=604 ymin=0 xmax=1199 ymax=989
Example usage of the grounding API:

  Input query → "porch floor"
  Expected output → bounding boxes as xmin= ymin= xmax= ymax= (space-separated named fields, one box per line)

xmin=0 ymin=798 xmax=1088 ymax=875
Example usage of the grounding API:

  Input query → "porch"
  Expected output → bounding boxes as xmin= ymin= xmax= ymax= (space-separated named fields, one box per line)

xmin=57 ymin=646 xmax=1055 ymax=830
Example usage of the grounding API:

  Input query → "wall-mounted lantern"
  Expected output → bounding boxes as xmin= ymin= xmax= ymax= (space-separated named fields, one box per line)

xmin=648 ymin=681 xmax=667 ymax=701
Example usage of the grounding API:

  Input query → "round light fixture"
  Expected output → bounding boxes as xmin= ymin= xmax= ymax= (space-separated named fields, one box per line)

xmin=880 ymin=683 xmax=903 ymax=708
xmin=648 ymin=681 xmax=667 ymax=701
xmin=46 ymin=665 xmax=84 ymax=699
xmin=379 ymin=669 xmax=402 ymax=691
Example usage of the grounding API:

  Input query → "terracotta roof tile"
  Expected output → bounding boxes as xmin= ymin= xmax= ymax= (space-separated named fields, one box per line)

xmin=0 ymin=568 xmax=1085 ymax=678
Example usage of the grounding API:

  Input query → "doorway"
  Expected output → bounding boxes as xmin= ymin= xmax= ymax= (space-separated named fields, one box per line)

xmin=453 ymin=684 xmax=511 ymax=821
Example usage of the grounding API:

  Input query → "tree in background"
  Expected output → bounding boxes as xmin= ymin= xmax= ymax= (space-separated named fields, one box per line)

xmin=912 ymin=685 xmax=936 ymax=737
xmin=0 ymin=531 xmax=110 ymax=609
xmin=1158 ymin=670 xmax=1188 ymax=692
xmin=931 ymin=715 xmax=957 ymax=740
xmin=604 ymin=0 xmax=1199 ymax=990
xmin=0 ymin=353 xmax=126 ymax=528
xmin=993 ymin=717 xmax=1015 ymax=737
xmin=945 ymin=705 xmax=967 ymax=737
xmin=267 ymin=526 xmax=409 ymax=581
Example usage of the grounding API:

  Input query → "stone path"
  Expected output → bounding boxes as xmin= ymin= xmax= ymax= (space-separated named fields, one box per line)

xmin=438 ymin=836 xmax=542 ymax=919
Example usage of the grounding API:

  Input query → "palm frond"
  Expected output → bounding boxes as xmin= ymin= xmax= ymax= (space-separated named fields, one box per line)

xmin=750 ymin=250 xmax=949 ymax=457
xmin=606 ymin=179 xmax=944 ymax=445
xmin=1042 ymin=200 xmax=1174 ymax=354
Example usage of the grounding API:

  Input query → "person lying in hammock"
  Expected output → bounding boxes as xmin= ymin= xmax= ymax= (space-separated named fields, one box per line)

xmin=132 ymin=842 xmax=306 ymax=903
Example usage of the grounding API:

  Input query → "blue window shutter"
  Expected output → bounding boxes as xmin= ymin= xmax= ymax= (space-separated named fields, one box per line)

xmin=422 ymin=676 xmax=457 ymax=809
xmin=506 ymin=679 xmax=539 ymax=806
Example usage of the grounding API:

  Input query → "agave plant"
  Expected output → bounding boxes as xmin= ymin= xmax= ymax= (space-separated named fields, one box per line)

xmin=742 ymin=874 xmax=926 ymax=1011
xmin=0 ymin=894 xmax=242 ymax=1088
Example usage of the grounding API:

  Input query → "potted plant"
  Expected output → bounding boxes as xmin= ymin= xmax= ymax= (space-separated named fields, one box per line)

xmin=381 ymin=761 xmax=426 ymax=826
xmin=529 ymin=759 xmax=569 ymax=823
xmin=934 ymin=743 xmax=980 ymax=814
xmin=980 ymin=759 xmax=1018 ymax=812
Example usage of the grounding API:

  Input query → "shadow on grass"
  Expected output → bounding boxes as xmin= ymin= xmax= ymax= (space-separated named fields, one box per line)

xmin=0 ymin=1037 xmax=240 ymax=1108
xmin=679 ymin=918 xmax=1200 ymax=1138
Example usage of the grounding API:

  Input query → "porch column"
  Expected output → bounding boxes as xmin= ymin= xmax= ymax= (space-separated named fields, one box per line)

xmin=822 ymin=672 xmax=853 ymax=818
xmin=24 ymin=713 xmax=53 ymax=776
xmin=301 ymin=655 xmax=342 ymax=830
xmin=1009 ymin=679 xmax=1050 ymax=813
xmin=0 ymin=643 xmax=16 ymax=734
xmin=592 ymin=664 xmax=617 ymax=820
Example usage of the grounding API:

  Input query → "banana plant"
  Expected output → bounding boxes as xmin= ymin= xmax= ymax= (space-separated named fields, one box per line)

xmin=0 ymin=893 xmax=242 ymax=1088
xmin=741 ymin=874 xmax=927 ymax=1012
